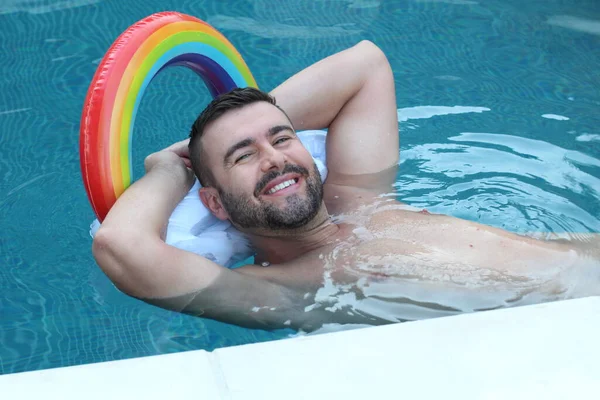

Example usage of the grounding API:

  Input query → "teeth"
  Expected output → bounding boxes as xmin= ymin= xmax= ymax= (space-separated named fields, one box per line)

xmin=268 ymin=179 xmax=296 ymax=194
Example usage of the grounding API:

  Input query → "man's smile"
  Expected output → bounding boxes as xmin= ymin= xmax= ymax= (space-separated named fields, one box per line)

xmin=264 ymin=177 xmax=302 ymax=197
xmin=259 ymin=174 xmax=302 ymax=197
xmin=254 ymin=164 xmax=310 ymax=197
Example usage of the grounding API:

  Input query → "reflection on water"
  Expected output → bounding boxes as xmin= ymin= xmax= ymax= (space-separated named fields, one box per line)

xmin=207 ymin=15 xmax=362 ymax=39
xmin=541 ymin=113 xmax=569 ymax=121
xmin=414 ymin=0 xmax=479 ymax=5
xmin=576 ymin=134 xmax=600 ymax=143
xmin=399 ymin=132 xmax=600 ymax=234
xmin=547 ymin=15 xmax=600 ymax=36
xmin=397 ymin=105 xmax=490 ymax=122
xmin=0 ymin=0 xmax=101 ymax=15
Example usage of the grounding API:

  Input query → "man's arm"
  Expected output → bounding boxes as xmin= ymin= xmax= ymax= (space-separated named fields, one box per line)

xmin=92 ymin=148 xmax=218 ymax=298
xmin=271 ymin=40 xmax=399 ymax=177
xmin=91 ymin=147 xmax=306 ymax=329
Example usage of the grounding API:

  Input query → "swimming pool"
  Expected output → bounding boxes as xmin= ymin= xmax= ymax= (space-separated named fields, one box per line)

xmin=1 ymin=0 xmax=598 ymax=375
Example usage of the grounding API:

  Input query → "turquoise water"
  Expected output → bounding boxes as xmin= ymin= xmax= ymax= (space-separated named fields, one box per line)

xmin=1 ymin=0 xmax=599 ymax=374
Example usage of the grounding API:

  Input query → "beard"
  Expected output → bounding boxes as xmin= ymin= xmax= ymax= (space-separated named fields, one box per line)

xmin=217 ymin=163 xmax=323 ymax=231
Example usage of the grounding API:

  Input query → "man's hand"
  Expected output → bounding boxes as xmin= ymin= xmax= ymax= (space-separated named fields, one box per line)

xmin=96 ymin=137 xmax=195 ymax=249
xmin=93 ymin=136 xmax=207 ymax=298
xmin=144 ymin=138 xmax=193 ymax=172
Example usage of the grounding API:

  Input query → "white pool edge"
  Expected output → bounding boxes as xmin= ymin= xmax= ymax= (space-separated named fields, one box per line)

xmin=2 ymin=297 xmax=600 ymax=399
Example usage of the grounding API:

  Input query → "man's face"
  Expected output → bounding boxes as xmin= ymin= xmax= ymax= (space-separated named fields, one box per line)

xmin=201 ymin=101 xmax=323 ymax=231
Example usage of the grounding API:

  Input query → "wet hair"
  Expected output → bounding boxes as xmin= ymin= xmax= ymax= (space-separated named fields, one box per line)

xmin=188 ymin=87 xmax=287 ymax=187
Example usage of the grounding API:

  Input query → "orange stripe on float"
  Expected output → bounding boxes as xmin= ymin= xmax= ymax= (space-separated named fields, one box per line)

xmin=108 ymin=20 xmax=228 ymax=196
xmin=96 ymin=14 xmax=184 ymax=205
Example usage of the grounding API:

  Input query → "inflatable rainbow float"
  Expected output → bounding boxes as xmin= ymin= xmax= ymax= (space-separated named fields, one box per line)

xmin=80 ymin=12 xmax=257 ymax=221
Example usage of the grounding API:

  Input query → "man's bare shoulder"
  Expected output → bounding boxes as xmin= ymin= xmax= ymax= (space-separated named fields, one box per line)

xmin=323 ymin=165 xmax=398 ymax=215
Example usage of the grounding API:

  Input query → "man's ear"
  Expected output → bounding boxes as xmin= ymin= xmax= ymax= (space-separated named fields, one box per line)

xmin=199 ymin=187 xmax=229 ymax=221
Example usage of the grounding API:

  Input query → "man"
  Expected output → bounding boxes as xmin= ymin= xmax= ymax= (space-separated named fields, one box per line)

xmin=93 ymin=41 xmax=599 ymax=331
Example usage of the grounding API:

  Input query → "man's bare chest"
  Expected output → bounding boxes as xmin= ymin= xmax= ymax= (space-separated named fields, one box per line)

xmin=266 ymin=207 xmax=571 ymax=292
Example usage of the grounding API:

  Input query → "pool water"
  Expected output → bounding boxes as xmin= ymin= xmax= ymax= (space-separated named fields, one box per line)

xmin=1 ymin=0 xmax=599 ymax=374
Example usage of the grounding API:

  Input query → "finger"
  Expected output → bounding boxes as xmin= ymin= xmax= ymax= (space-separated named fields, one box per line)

xmin=165 ymin=138 xmax=190 ymax=154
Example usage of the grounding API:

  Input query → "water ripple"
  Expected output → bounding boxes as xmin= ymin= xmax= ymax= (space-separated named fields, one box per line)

xmin=576 ymin=134 xmax=600 ymax=143
xmin=0 ymin=108 xmax=31 ymax=116
xmin=397 ymin=105 xmax=490 ymax=122
xmin=547 ymin=15 xmax=600 ymax=36
xmin=207 ymin=15 xmax=362 ymax=39
xmin=0 ymin=0 xmax=102 ymax=15
xmin=398 ymin=132 xmax=600 ymax=233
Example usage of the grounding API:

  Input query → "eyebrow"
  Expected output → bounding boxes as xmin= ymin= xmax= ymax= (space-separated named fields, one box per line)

xmin=223 ymin=125 xmax=295 ymax=164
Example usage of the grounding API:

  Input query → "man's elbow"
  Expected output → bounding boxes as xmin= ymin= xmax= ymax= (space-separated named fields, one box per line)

xmin=354 ymin=40 xmax=388 ymax=67
xmin=92 ymin=227 xmax=115 ymax=269
xmin=92 ymin=228 xmax=139 ymax=296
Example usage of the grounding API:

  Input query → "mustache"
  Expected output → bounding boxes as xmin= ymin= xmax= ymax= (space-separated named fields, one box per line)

xmin=254 ymin=164 xmax=309 ymax=196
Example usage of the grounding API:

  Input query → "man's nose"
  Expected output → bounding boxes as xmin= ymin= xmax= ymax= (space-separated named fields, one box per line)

xmin=260 ymin=146 xmax=286 ymax=172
